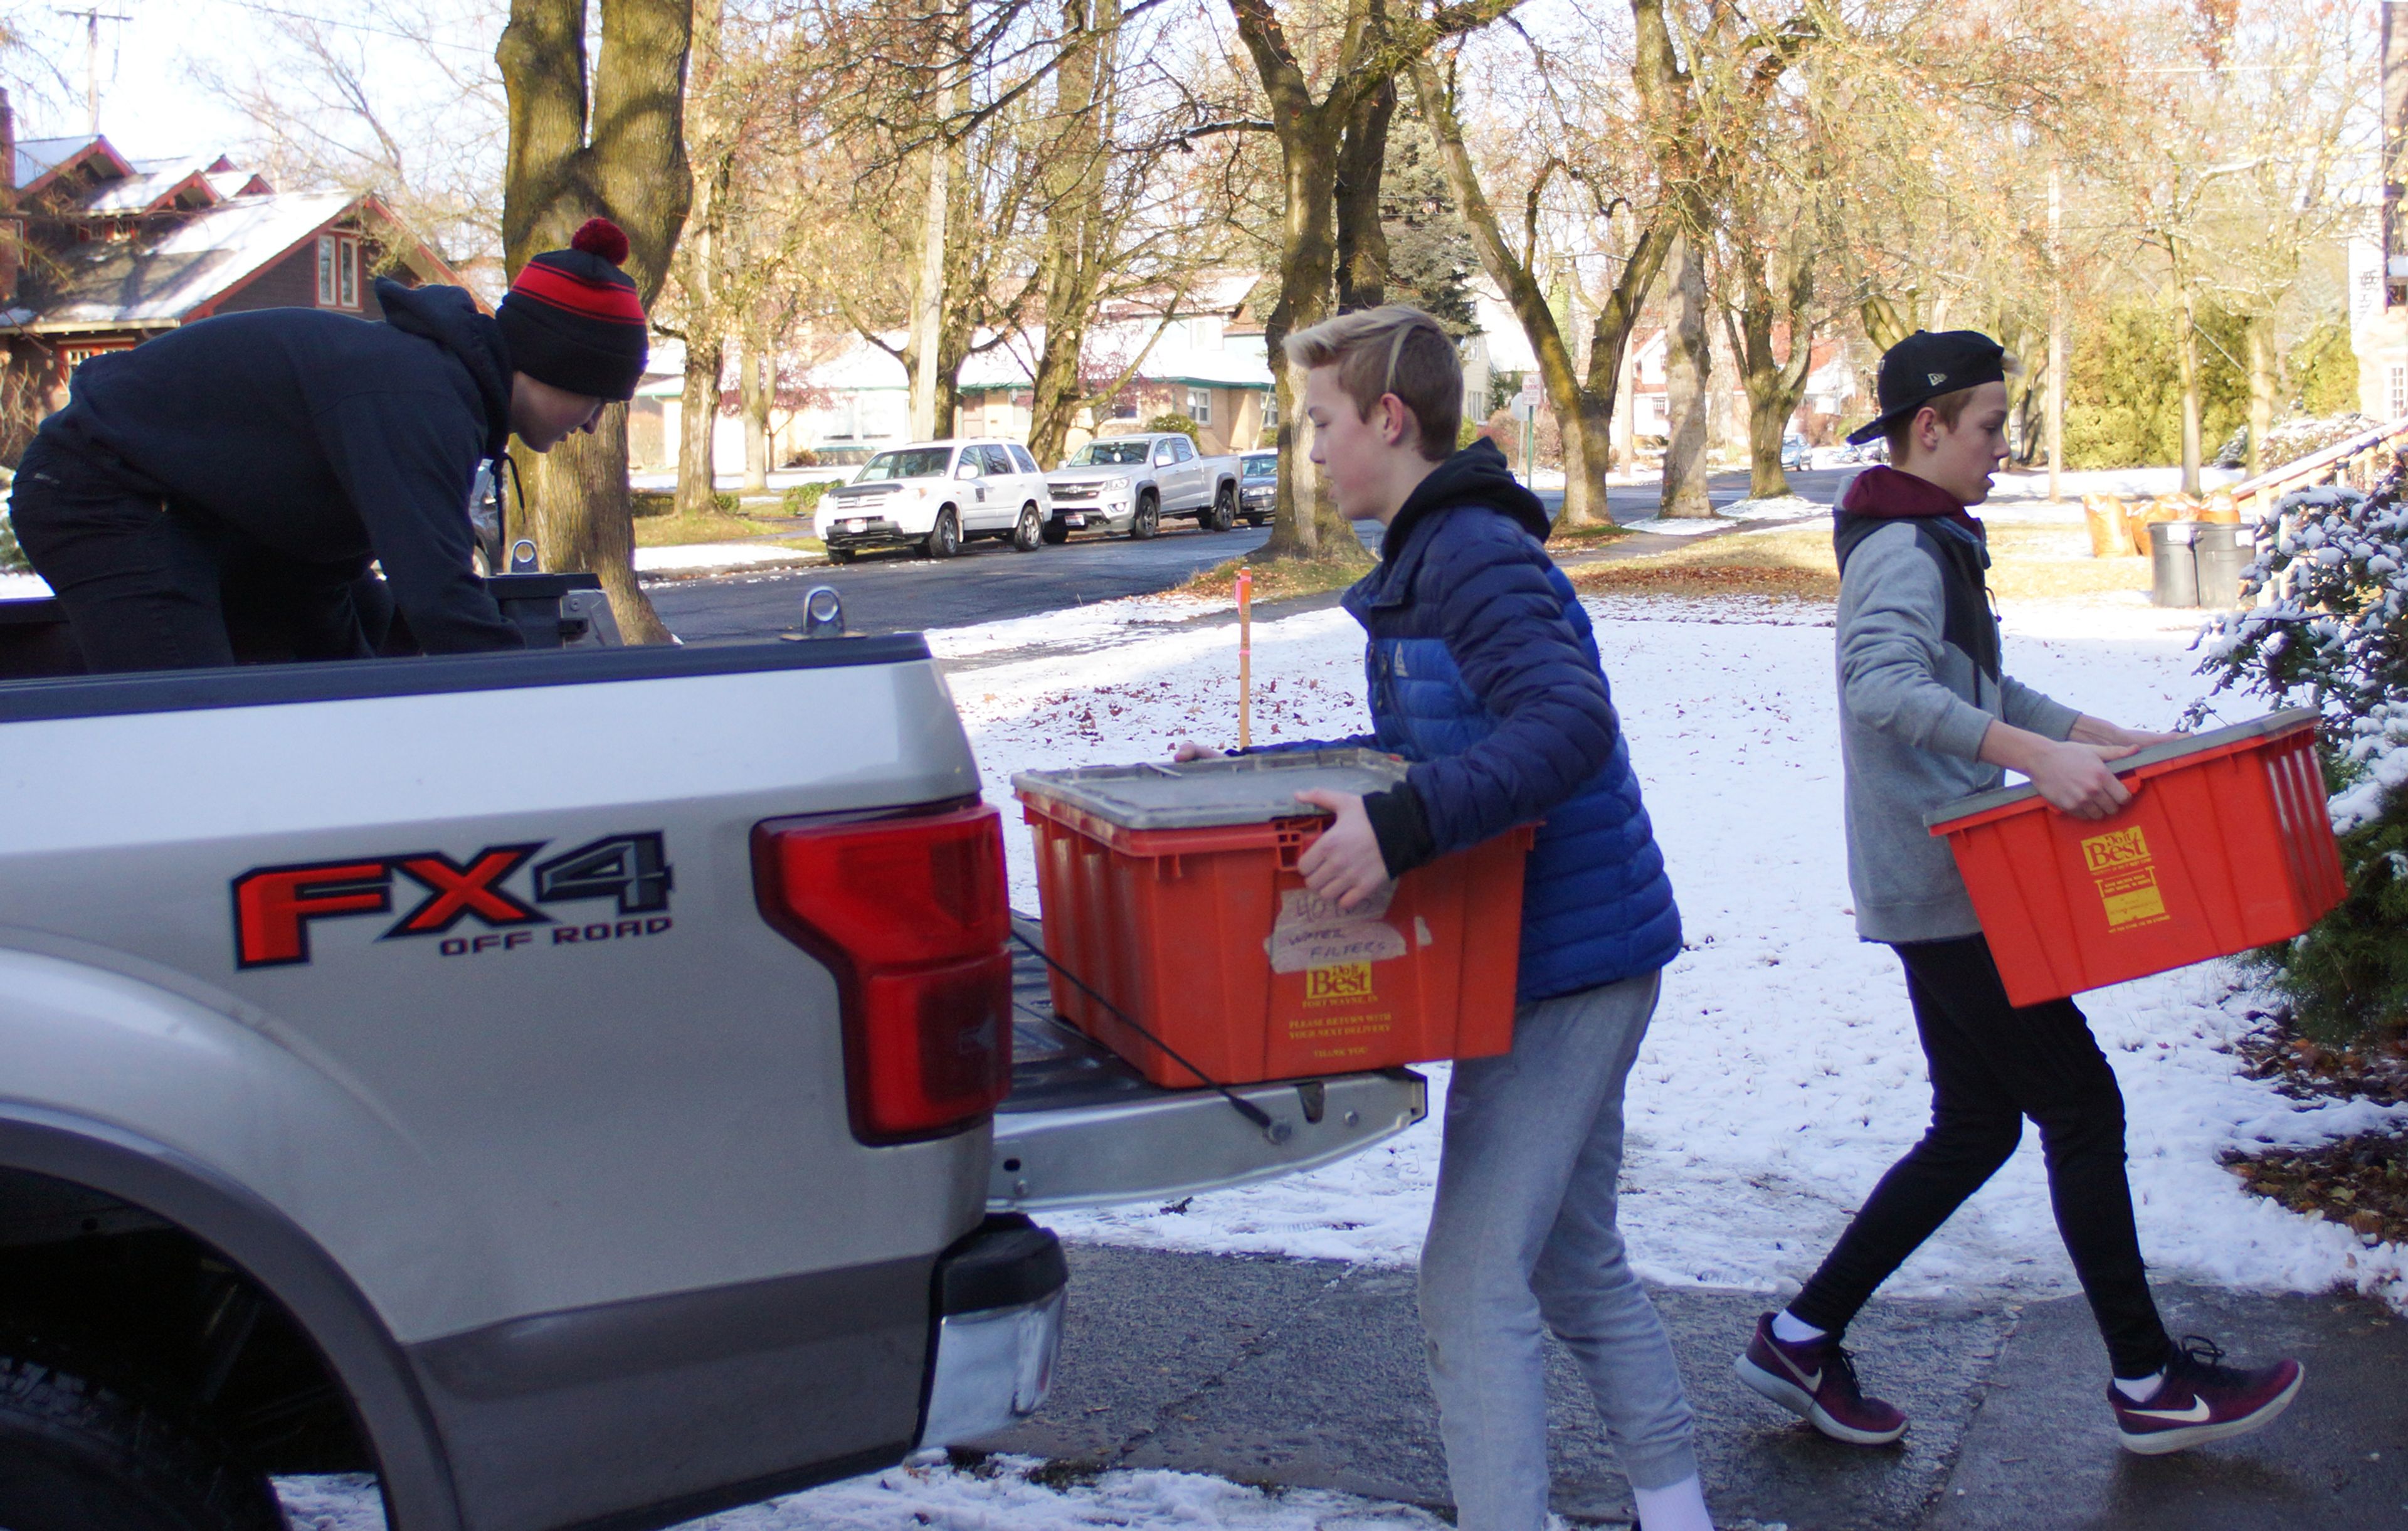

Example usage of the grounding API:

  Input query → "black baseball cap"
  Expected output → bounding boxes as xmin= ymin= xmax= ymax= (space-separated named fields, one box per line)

xmin=1844 ymin=330 xmax=2007 ymax=445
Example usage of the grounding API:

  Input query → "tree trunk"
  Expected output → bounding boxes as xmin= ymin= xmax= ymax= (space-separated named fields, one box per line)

xmin=2246 ymin=315 xmax=2273 ymax=479
xmin=909 ymin=125 xmax=951 ymax=441
xmin=1411 ymin=59 xmax=1666 ymax=529
xmin=1333 ymin=78 xmax=1395 ymax=313
xmin=1721 ymin=244 xmax=1813 ymax=500
xmin=2177 ymin=283 xmax=2202 ymax=497
xmin=1257 ymin=109 xmax=1354 ymax=562
xmin=741 ymin=327 xmax=769 ymax=492
xmin=497 ymin=0 xmax=692 ymax=644
xmin=1026 ymin=0 xmax=1114 ymax=469
xmin=676 ymin=336 xmax=722 ymax=516
xmin=1660 ymin=236 xmax=1714 ymax=518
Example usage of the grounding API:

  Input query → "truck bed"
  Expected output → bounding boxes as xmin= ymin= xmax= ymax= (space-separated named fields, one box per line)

xmin=993 ymin=916 xmax=1427 ymax=1211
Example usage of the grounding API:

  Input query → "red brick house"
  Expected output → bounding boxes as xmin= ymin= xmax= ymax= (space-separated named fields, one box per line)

xmin=0 ymin=105 xmax=468 ymax=460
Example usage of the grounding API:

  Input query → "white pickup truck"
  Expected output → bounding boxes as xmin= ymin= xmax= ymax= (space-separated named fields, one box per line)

xmin=1042 ymin=433 xmax=1242 ymax=541
xmin=0 ymin=599 xmax=1425 ymax=1531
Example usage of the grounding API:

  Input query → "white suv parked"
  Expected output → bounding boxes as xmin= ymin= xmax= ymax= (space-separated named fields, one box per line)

xmin=816 ymin=439 xmax=1054 ymax=561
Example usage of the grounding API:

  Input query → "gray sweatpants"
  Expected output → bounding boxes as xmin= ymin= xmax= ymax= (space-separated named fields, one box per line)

xmin=1418 ymin=968 xmax=1698 ymax=1531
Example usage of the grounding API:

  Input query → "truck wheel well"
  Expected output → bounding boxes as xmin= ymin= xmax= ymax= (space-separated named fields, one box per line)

xmin=0 ymin=1166 xmax=369 ymax=1477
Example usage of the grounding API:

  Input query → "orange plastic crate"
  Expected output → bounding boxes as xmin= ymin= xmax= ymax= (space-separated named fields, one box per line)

xmin=1015 ymin=751 xmax=1533 ymax=1088
xmin=1927 ymin=709 xmax=2346 ymax=1007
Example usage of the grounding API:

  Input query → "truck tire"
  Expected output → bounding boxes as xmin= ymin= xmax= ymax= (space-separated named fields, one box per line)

xmin=1039 ymin=520 xmax=1069 ymax=545
xmin=1203 ymin=484 xmax=1235 ymax=532
xmin=923 ymin=509 xmax=960 ymax=559
xmin=1011 ymin=503 xmax=1043 ymax=551
xmin=1129 ymin=493 xmax=1159 ymax=540
xmin=0 ymin=1353 xmax=287 ymax=1531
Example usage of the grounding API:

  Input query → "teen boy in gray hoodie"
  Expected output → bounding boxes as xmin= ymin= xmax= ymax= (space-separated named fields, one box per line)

xmin=1732 ymin=331 xmax=2303 ymax=1457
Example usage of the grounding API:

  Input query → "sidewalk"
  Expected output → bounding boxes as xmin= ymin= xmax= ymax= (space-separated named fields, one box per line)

xmin=984 ymin=1244 xmax=2408 ymax=1530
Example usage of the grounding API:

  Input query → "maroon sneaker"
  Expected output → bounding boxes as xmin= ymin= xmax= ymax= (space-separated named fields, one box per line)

xmin=1734 ymin=1313 xmax=1908 ymax=1445
xmin=2110 ymin=1337 xmax=2303 ymax=1455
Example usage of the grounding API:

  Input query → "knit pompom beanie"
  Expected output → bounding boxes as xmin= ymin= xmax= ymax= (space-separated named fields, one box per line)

xmin=495 ymin=218 xmax=648 ymax=401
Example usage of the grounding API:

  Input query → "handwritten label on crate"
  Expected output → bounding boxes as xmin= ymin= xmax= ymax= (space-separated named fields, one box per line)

xmin=1267 ymin=885 xmax=1407 ymax=973
xmin=2081 ymin=826 xmax=2170 ymax=931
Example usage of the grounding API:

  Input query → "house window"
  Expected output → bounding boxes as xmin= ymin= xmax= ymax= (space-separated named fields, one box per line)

xmin=1187 ymin=387 xmax=1212 ymax=425
xmin=59 ymin=341 xmax=132 ymax=374
xmin=318 ymin=232 xmax=361 ymax=309
xmin=1262 ymin=389 xmax=1278 ymax=428
xmin=1109 ymin=395 xmax=1139 ymax=420
xmin=2390 ymin=364 xmax=2406 ymax=421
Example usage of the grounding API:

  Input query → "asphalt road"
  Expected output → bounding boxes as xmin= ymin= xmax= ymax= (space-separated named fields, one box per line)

xmin=983 ymin=1244 xmax=2408 ymax=1530
xmin=646 ymin=466 xmax=1861 ymax=645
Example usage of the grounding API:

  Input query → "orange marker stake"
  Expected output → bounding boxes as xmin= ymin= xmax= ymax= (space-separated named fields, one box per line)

xmin=1237 ymin=564 xmax=1253 ymax=750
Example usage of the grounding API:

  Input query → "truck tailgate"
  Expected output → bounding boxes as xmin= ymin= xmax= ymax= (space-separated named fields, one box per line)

xmin=990 ymin=918 xmax=1427 ymax=1211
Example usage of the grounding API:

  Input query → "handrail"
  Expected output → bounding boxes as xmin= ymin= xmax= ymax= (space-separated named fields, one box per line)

xmin=2226 ymin=415 xmax=2408 ymax=518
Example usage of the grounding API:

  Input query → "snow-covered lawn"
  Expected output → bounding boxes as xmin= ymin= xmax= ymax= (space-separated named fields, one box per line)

xmin=281 ymin=1458 xmax=1455 ymax=1531
xmin=953 ymin=587 xmax=2408 ymax=1312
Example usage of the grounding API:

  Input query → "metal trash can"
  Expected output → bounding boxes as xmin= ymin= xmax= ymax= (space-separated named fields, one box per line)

xmin=2191 ymin=522 xmax=2249 ymax=608
xmin=2148 ymin=521 xmax=2203 ymax=608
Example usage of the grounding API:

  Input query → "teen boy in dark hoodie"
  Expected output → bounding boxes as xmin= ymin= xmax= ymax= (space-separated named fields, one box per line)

xmin=1179 ymin=307 xmax=1711 ymax=1531
xmin=1733 ymin=330 xmax=2303 ymax=1456
xmin=13 ymin=218 xmax=649 ymax=670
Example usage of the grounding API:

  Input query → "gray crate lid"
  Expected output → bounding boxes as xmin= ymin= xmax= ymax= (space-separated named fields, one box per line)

xmin=1925 ymin=707 xmax=2320 ymax=829
xmin=1014 ymin=748 xmax=1409 ymax=829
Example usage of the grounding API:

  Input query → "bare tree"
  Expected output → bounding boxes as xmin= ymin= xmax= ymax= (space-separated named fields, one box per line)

xmin=1412 ymin=50 xmax=1667 ymax=527
xmin=1228 ymin=0 xmax=1519 ymax=563
xmin=497 ymin=0 xmax=694 ymax=643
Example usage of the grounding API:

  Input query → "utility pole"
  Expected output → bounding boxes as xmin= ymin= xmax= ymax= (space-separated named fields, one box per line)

xmin=56 ymin=8 xmax=128 ymax=135
xmin=2047 ymin=163 xmax=2064 ymax=504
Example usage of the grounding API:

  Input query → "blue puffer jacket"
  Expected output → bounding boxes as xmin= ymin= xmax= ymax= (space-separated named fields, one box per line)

xmin=1279 ymin=440 xmax=1681 ymax=1002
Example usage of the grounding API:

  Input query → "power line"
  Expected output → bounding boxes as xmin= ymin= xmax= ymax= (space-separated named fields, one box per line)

xmin=203 ymin=0 xmax=488 ymax=56
xmin=56 ymin=8 xmax=129 ymax=134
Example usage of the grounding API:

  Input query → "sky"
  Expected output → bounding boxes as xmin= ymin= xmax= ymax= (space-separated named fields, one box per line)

xmin=8 ymin=0 xmax=495 ymax=164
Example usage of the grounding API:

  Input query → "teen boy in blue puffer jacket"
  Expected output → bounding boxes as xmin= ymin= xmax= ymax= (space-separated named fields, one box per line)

xmin=1177 ymin=305 xmax=1711 ymax=1531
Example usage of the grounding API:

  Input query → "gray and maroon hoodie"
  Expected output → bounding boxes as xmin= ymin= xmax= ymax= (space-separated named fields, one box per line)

xmin=1831 ymin=466 xmax=2078 ymax=944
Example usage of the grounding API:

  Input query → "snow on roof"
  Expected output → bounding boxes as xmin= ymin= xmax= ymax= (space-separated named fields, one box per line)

xmin=14 ymin=134 xmax=127 ymax=191
xmin=82 ymin=157 xmax=223 ymax=214
xmin=18 ymin=191 xmax=357 ymax=327
xmin=207 ymin=170 xmax=275 ymax=199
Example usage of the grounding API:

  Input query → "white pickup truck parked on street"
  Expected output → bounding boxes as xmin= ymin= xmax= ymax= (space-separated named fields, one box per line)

xmin=0 ymin=615 xmax=1425 ymax=1531
xmin=816 ymin=439 xmax=1054 ymax=561
xmin=1043 ymin=433 xmax=1241 ymax=541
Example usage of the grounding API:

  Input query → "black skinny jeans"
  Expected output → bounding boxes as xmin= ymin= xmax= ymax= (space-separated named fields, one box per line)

xmin=12 ymin=435 xmax=381 ymax=672
xmin=1791 ymin=932 xmax=2173 ymax=1378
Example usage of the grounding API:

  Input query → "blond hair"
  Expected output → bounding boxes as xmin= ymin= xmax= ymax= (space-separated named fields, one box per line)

xmin=1282 ymin=305 xmax=1461 ymax=462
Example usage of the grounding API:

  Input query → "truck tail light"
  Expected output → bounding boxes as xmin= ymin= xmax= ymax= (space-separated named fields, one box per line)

xmin=752 ymin=800 xmax=1013 ymax=1145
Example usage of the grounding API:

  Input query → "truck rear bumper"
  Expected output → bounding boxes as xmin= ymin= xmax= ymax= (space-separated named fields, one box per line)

xmin=918 ymin=1215 xmax=1067 ymax=1448
xmin=991 ymin=919 xmax=1429 ymax=1212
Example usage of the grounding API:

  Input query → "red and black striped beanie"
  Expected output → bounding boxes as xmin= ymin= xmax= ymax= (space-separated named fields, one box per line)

xmin=495 ymin=218 xmax=648 ymax=401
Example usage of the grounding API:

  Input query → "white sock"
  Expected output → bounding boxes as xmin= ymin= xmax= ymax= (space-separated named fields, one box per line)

xmin=1770 ymin=1310 xmax=1825 ymax=1345
xmin=1631 ymin=1474 xmax=1714 ymax=1531
xmin=2113 ymin=1368 xmax=2166 ymax=1402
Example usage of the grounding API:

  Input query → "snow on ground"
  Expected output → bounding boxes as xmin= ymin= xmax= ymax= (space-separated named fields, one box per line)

xmin=1986 ymin=466 xmax=2247 ymax=502
xmin=1714 ymin=494 xmax=1827 ymax=522
xmin=278 ymin=1458 xmax=1457 ymax=1531
xmin=0 ymin=571 xmax=49 ymax=598
xmin=954 ymin=586 xmax=2408 ymax=1311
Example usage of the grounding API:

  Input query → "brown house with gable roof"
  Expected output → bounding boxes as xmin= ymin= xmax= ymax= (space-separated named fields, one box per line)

xmin=0 ymin=93 xmax=468 ymax=462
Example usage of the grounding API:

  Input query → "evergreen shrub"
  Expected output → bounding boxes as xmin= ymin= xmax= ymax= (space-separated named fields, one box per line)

xmin=2194 ymin=474 xmax=2408 ymax=1042
xmin=2064 ymin=300 xmax=2248 ymax=469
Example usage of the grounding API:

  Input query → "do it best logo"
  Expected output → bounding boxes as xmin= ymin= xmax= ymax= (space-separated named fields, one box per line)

xmin=231 ymin=832 xmax=672 ymax=970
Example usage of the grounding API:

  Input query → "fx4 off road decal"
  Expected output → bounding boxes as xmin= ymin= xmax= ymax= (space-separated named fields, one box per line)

xmin=232 ymin=833 xmax=673 ymax=969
